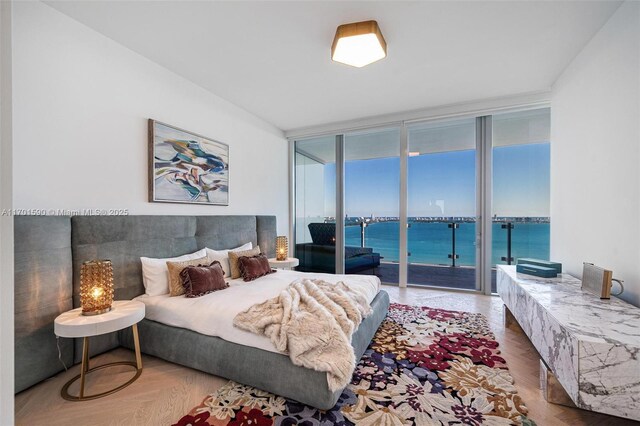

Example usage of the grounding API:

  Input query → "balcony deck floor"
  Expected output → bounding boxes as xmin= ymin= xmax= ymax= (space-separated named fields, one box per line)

xmin=363 ymin=262 xmax=498 ymax=293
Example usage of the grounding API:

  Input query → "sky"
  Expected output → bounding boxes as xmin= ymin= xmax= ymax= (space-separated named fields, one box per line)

xmin=323 ymin=143 xmax=550 ymax=218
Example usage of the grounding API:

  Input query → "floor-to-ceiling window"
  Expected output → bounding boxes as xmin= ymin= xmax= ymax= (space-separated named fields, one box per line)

xmin=344 ymin=128 xmax=400 ymax=284
xmin=292 ymin=107 xmax=551 ymax=293
xmin=294 ymin=136 xmax=337 ymax=274
xmin=491 ymin=108 xmax=551 ymax=292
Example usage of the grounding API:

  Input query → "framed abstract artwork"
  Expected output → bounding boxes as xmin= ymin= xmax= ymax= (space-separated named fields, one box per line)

xmin=148 ymin=119 xmax=229 ymax=205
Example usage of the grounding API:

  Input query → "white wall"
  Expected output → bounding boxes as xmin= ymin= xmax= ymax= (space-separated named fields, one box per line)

xmin=551 ymin=1 xmax=640 ymax=306
xmin=0 ymin=2 xmax=14 ymax=423
xmin=12 ymin=1 xmax=289 ymax=234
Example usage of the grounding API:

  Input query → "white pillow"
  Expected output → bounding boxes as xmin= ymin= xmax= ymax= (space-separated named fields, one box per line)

xmin=141 ymin=248 xmax=208 ymax=296
xmin=206 ymin=242 xmax=253 ymax=278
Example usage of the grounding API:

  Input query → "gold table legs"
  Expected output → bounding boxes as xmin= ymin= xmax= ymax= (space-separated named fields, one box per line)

xmin=539 ymin=359 xmax=576 ymax=407
xmin=503 ymin=306 xmax=524 ymax=333
xmin=61 ymin=323 xmax=143 ymax=401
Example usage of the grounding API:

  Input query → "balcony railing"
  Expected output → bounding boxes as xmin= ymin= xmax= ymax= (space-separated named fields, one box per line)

xmin=347 ymin=218 xmax=549 ymax=269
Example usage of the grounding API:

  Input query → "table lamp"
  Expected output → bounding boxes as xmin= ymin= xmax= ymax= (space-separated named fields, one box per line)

xmin=276 ymin=236 xmax=288 ymax=261
xmin=80 ymin=260 xmax=114 ymax=315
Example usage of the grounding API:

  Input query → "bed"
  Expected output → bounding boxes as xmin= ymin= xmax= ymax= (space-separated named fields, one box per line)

xmin=65 ymin=215 xmax=389 ymax=410
xmin=13 ymin=215 xmax=388 ymax=407
xmin=122 ymin=271 xmax=388 ymax=409
xmin=134 ymin=269 xmax=381 ymax=354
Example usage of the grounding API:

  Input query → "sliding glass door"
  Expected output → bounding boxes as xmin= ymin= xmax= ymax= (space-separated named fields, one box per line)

xmin=293 ymin=107 xmax=551 ymax=292
xmin=407 ymin=118 xmax=479 ymax=290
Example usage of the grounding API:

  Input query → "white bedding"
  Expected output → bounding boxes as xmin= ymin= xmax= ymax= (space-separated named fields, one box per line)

xmin=134 ymin=270 xmax=381 ymax=354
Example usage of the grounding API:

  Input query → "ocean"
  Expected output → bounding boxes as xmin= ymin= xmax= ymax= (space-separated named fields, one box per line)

xmin=345 ymin=221 xmax=550 ymax=266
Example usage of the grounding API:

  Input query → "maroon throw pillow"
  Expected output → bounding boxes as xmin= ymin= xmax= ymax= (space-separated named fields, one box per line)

xmin=238 ymin=254 xmax=276 ymax=282
xmin=180 ymin=261 xmax=229 ymax=298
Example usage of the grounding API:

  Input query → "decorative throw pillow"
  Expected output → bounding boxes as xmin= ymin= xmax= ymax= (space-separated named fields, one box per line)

xmin=228 ymin=246 xmax=261 ymax=279
xmin=238 ymin=254 xmax=276 ymax=282
xmin=206 ymin=242 xmax=253 ymax=278
xmin=140 ymin=248 xmax=208 ymax=296
xmin=167 ymin=254 xmax=212 ymax=297
xmin=179 ymin=261 xmax=228 ymax=298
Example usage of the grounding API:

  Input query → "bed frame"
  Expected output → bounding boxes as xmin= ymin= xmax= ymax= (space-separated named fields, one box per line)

xmin=15 ymin=215 xmax=389 ymax=409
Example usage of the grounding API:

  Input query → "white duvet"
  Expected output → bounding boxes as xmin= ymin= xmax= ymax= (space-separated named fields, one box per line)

xmin=134 ymin=270 xmax=381 ymax=354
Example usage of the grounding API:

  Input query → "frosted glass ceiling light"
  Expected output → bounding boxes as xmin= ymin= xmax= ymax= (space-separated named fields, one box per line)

xmin=331 ymin=20 xmax=387 ymax=68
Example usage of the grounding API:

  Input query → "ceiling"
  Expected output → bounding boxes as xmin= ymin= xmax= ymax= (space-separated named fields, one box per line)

xmin=46 ymin=1 xmax=620 ymax=132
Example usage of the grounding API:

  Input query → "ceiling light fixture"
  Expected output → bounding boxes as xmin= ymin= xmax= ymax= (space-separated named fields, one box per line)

xmin=331 ymin=20 xmax=387 ymax=68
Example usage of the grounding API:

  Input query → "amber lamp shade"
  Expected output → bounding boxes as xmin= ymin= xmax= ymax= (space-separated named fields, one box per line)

xmin=80 ymin=260 xmax=114 ymax=316
xmin=276 ymin=236 xmax=288 ymax=261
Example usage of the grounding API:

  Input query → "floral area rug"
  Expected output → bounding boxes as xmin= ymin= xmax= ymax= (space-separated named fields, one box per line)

xmin=173 ymin=303 xmax=534 ymax=426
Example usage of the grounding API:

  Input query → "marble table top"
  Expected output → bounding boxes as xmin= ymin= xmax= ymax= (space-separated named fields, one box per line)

xmin=499 ymin=266 xmax=640 ymax=347
xmin=498 ymin=265 xmax=640 ymax=420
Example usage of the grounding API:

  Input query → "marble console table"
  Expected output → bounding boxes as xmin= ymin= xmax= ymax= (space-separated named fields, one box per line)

xmin=497 ymin=265 xmax=640 ymax=421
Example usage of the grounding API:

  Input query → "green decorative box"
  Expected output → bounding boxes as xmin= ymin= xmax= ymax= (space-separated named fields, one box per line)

xmin=516 ymin=263 xmax=558 ymax=278
xmin=517 ymin=258 xmax=562 ymax=274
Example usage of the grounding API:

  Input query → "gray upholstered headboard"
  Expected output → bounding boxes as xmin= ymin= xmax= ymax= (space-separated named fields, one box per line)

xmin=14 ymin=216 xmax=74 ymax=393
xmin=14 ymin=214 xmax=277 ymax=393
xmin=71 ymin=215 xmax=276 ymax=303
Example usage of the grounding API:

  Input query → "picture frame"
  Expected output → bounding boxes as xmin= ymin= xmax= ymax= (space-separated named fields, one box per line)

xmin=148 ymin=119 xmax=229 ymax=205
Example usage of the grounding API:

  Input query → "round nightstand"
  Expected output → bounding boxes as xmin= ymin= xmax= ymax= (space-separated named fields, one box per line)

xmin=54 ymin=300 xmax=145 ymax=401
xmin=268 ymin=257 xmax=299 ymax=270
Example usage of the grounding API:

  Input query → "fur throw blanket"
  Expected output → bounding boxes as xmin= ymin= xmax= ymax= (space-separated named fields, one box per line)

xmin=233 ymin=279 xmax=372 ymax=391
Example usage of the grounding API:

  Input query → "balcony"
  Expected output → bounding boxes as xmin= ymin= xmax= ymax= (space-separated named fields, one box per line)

xmin=342 ymin=217 xmax=550 ymax=292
